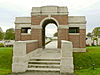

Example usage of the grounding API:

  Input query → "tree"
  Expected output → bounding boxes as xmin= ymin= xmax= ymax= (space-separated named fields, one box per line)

xmin=87 ymin=32 xmax=92 ymax=37
xmin=92 ymin=27 xmax=100 ymax=37
xmin=53 ymin=32 xmax=58 ymax=37
xmin=0 ymin=31 xmax=4 ymax=40
xmin=5 ymin=28 xmax=15 ymax=40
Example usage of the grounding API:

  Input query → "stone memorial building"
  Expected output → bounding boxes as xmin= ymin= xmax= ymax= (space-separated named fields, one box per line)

xmin=15 ymin=6 xmax=86 ymax=52
xmin=12 ymin=6 xmax=86 ymax=75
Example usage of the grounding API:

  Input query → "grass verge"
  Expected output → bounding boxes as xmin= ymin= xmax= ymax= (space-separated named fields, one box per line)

xmin=0 ymin=47 xmax=13 ymax=75
xmin=75 ymin=68 xmax=100 ymax=75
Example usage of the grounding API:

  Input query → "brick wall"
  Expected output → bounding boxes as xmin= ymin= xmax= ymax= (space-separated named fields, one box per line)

xmin=69 ymin=35 xmax=80 ymax=48
xmin=15 ymin=15 xmax=86 ymax=49
xmin=31 ymin=16 xmax=47 ymax=25
xmin=58 ymin=29 xmax=68 ymax=48
xmin=15 ymin=29 xmax=21 ymax=41
xmin=31 ymin=29 xmax=42 ymax=48
xmin=21 ymin=35 xmax=31 ymax=41
xmin=80 ymin=29 xmax=86 ymax=48
xmin=52 ymin=15 xmax=68 ymax=25
xmin=31 ymin=15 xmax=68 ymax=48
xmin=26 ymin=41 xmax=38 ymax=53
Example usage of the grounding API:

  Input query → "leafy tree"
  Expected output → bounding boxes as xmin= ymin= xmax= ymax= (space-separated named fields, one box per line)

xmin=92 ymin=27 xmax=100 ymax=37
xmin=0 ymin=31 xmax=4 ymax=40
xmin=53 ymin=32 xmax=58 ymax=37
xmin=87 ymin=32 xmax=92 ymax=37
xmin=5 ymin=28 xmax=15 ymax=40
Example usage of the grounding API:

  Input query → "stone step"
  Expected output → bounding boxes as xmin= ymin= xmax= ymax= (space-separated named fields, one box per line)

xmin=28 ymin=64 xmax=60 ymax=68
xmin=27 ymin=68 xmax=60 ymax=72
xmin=28 ymin=61 xmax=60 ymax=64
xmin=30 ymin=58 xmax=60 ymax=61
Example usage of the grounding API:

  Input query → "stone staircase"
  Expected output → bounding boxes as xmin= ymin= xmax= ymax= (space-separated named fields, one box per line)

xmin=10 ymin=40 xmax=74 ymax=75
xmin=27 ymin=58 xmax=60 ymax=73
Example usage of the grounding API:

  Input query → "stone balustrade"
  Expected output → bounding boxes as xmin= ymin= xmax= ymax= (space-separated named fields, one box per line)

xmin=12 ymin=40 xmax=38 ymax=73
xmin=60 ymin=40 xmax=74 ymax=74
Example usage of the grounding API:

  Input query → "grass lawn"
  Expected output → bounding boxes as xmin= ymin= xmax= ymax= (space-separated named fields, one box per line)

xmin=0 ymin=47 xmax=13 ymax=75
xmin=75 ymin=68 xmax=100 ymax=75
xmin=74 ymin=46 xmax=100 ymax=75
xmin=0 ymin=46 xmax=100 ymax=75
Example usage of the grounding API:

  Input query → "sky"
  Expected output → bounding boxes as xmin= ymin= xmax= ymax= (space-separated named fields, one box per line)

xmin=46 ymin=24 xmax=57 ymax=37
xmin=0 ymin=0 xmax=100 ymax=36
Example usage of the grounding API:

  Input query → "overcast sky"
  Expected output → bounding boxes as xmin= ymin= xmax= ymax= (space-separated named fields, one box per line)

xmin=0 ymin=0 xmax=100 ymax=35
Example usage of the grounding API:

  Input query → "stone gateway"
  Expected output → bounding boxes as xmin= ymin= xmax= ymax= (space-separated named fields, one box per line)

xmin=11 ymin=6 xmax=86 ymax=75
xmin=15 ymin=6 xmax=86 ymax=51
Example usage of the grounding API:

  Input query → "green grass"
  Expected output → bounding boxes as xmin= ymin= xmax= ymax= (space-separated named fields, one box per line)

xmin=74 ymin=46 xmax=100 ymax=75
xmin=0 ymin=46 xmax=100 ymax=75
xmin=0 ymin=47 xmax=13 ymax=75
xmin=74 ymin=46 xmax=100 ymax=70
xmin=75 ymin=68 xmax=100 ymax=75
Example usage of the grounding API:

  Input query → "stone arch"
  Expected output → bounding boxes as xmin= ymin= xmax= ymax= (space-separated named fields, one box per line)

xmin=40 ymin=17 xmax=59 ymax=48
xmin=40 ymin=17 xmax=59 ymax=26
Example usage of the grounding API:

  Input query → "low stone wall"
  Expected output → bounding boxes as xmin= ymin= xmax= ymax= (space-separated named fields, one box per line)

xmin=26 ymin=40 xmax=38 ymax=53
xmin=12 ymin=40 xmax=38 ymax=73
xmin=60 ymin=40 xmax=74 ymax=74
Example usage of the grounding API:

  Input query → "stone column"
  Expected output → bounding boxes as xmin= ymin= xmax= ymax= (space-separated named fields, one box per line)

xmin=58 ymin=28 xmax=68 ymax=48
xmin=12 ymin=42 xmax=27 ymax=73
xmin=60 ymin=40 xmax=74 ymax=74
xmin=80 ymin=29 xmax=86 ymax=48
xmin=31 ymin=28 xmax=42 ymax=48
xmin=15 ymin=29 xmax=21 ymax=41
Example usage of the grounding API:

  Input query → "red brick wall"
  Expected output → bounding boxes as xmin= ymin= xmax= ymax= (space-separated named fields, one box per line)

xmin=58 ymin=29 xmax=68 ymax=48
xmin=15 ymin=15 xmax=86 ymax=49
xmin=15 ymin=29 xmax=21 ymax=41
xmin=69 ymin=35 xmax=80 ymax=48
xmin=21 ymin=35 xmax=31 ymax=41
xmin=26 ymin=41 xmax=38 ymax=53
xmin=80 ymin=29 xmax=86 ymax=48
xmin=52 ymin=15 xmax=68 ymax=25
xmin=31 ymin=16 xmax=47 ymax=25
xmin=31 ymin=29 xmax=42 ymax=48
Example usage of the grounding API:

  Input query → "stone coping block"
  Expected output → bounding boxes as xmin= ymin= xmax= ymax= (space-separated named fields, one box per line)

xmin=16 ymin=40 xmax=38 ymax=43
xmin=32 ymin=6 xmax=68 ymax=13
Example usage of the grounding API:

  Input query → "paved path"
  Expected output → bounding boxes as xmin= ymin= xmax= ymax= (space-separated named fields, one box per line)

xmin=45 ymin=40 xmax=57 ymax=49
xmin=31 ymin=40 xmax=60 ymax=59
xmin=32 ymin=48 xmax=61 ymax=59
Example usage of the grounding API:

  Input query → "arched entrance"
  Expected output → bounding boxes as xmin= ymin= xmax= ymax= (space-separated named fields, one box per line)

xmin=41 ymin=18 xmax=58 ymax=48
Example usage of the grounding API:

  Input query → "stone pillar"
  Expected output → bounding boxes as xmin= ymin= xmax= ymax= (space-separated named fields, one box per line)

xmin=60 ymin=40 xmax=74 ymax=74
xmin=31 ymin=28 xmax=42 ymax=48
xmin=15 ymin=29 xmax=21 ymax=41
xmin=80 ymin=29 xmax=86 ymax=48
xmin=12 ymin=42 xmax=27 ymax=73
xmin=58 ymin=29 xmax=68 ymax=48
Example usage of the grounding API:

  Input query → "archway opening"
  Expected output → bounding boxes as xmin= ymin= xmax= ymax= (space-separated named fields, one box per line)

xmin=42 ymin=19 xmax=58 ymax=49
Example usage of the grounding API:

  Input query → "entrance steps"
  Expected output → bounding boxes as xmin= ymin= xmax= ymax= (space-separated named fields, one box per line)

xmin=9 ymin=58 xmax=74 ymax=75
xmin=27 ymin=58 xmax=60 ymax=72
xmin=10 ymin=48 xmax=74 ymax=75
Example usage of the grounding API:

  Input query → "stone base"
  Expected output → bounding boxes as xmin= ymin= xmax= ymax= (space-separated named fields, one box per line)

xmin=9 ymin=71 xmax=75 ymax=75
xmin=12 ymin=63 xmax=27 ymax=73
xmin=60 ymin=57 xmax=74 ymax=73
xmin=73 ymin=48 xmax=86 ymax=52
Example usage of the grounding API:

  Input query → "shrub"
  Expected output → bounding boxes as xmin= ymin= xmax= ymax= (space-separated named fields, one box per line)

xmin=5 ymin=44 xmax=13 ymax=47
xmin=0 ymin=43 xmax=4 ymax=47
